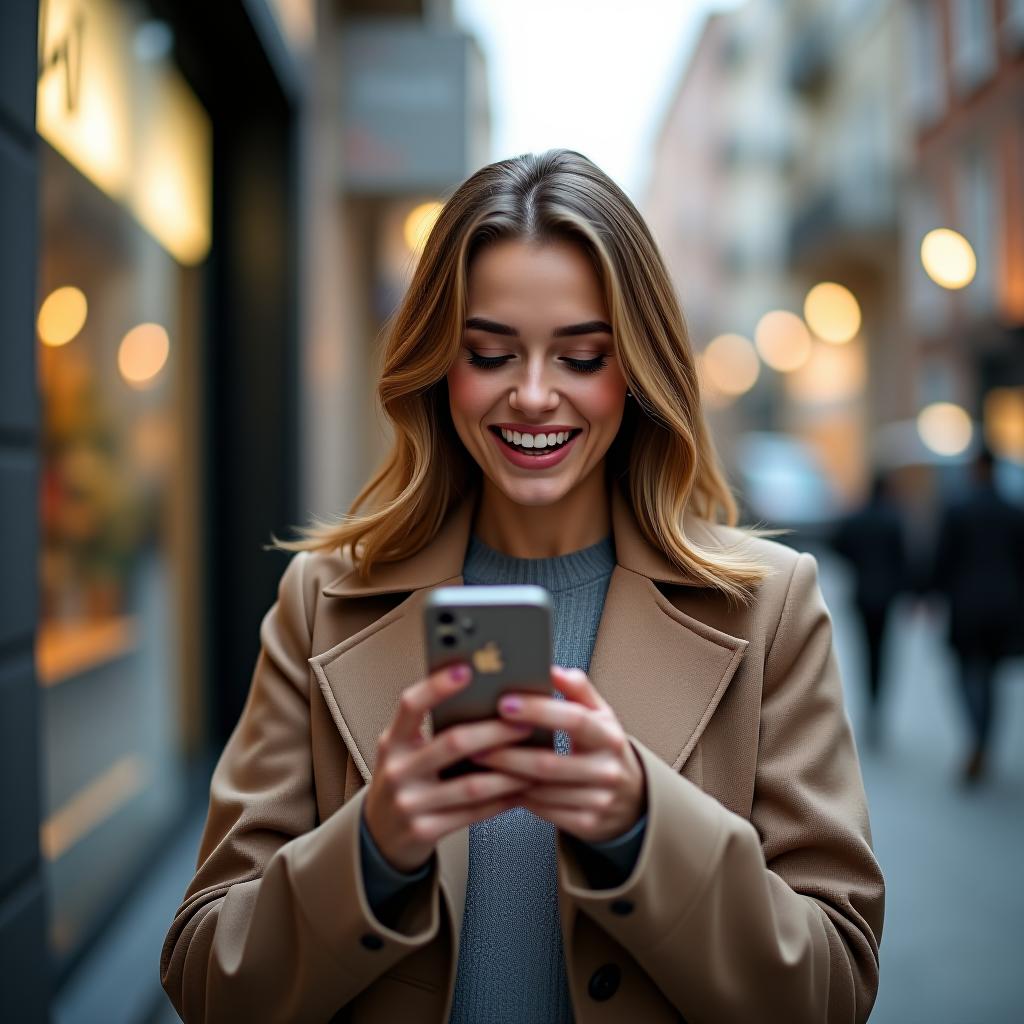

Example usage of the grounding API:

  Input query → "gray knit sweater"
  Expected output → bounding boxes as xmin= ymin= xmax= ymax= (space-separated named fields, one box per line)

xmin=358 ymin=533 xmax=647 ymax=1023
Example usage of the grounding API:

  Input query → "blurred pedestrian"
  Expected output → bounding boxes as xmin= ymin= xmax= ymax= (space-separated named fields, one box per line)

xmin=831 ymin=470 xmax=910 ymax=748
xmin=928 ymin=446 xmax=1024 ymax=784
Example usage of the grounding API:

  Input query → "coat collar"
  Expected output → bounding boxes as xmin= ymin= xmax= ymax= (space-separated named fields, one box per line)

xmin=311 ymin=479 xmax=749 ymax=785
xmin=320 ymin=478 xmax=719 ymax=598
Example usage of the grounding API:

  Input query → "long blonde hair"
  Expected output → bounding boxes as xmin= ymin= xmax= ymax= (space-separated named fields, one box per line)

xmin=270 ymin=148 xmax=787 ymax=605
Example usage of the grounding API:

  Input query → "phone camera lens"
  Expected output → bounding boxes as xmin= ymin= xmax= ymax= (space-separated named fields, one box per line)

xmin=438 ymin=611 xmax=455 ymax=625
xmin=441 ymin=634 xmax=457 ymax=647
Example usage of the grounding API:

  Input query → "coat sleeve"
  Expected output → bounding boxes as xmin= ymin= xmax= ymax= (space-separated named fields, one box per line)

xmin=556 ymin=552 xmax=884 ymax=1024
xmin=159 ymin=551 xmax=442 ymax=1024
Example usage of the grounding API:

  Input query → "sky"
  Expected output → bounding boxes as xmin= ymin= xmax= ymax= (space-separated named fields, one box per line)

xmin=453 ymin=0 xmax=747 ymax=202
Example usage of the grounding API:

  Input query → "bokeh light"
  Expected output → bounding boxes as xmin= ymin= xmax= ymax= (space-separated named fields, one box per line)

xmin=784 ymin=338 xmax=866 ymax=403
xmin=917 ymin=401 xmax=973 ymax=456
xmin=754 ymin=310 xmax=813 ymax=372
xmin=117 ymin=323 xmax=170 ymax=388
xmin=803 ymin=282 xmax=861 ymax=345
xmin=403 ymin=201 xmax=443 ymax=253
xmin=921 ymin=228 xmax=977 ymax=290
xmin=38 ymin=286 xmax=88 ymax=347
xmin=983 ymin=387 xmax=1024 ymax=460
xmin=701 ymin=333 xmax=760 ymax=397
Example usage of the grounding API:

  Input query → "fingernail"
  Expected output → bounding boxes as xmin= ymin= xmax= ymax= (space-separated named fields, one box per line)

xmin=450 ymin=664 xmax=471 ymax=683
xmin=499 ymin=696 xmax=522 ymax=714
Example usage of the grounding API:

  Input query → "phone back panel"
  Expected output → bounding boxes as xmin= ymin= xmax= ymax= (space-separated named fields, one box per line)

xmin=425 ymin=584 xmax=553 ymax=734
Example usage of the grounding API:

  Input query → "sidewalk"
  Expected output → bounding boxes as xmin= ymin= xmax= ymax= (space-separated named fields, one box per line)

xmin=813 ymin=546 xmax=1024 ymax=1024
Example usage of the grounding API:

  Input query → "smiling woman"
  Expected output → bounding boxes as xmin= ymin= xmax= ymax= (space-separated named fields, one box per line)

xmin=162 ymin=149 xmax=884 ymax=1024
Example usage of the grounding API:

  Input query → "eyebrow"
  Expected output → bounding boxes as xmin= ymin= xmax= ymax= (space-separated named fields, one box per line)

xmin=464 ymin=316 xmax=612 ymax=338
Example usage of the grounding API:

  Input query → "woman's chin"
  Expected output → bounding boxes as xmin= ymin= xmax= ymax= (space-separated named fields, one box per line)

xmin=485 ymin=470 xmax=577 ymax=509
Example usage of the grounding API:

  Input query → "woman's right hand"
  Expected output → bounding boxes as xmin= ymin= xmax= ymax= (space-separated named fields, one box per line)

xmin=362 ymin=662 xmax=534 ymax=873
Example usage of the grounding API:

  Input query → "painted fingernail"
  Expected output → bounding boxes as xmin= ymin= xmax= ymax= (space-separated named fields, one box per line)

xmin=449 ymin=664 xmax=471 ymax=683
xmin=499 ymin=696 xmax=522 ymax=714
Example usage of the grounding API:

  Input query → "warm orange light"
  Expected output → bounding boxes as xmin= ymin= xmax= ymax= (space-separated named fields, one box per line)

xmin=920 ymin=228 xmax=977 ymax=290
xmin=702 ymin=334 xmax=760 ymax=397
xmin=754 ymin=310 xmax=812 ymax=372
xmin=785 ymin=339 xmax=866 ymax=403
xmin=917 ymin=402 xmax=973 ymax=456
xmin=118 ymin=323 xmax=170 ymax=387
xmin=804 ymin=282 xmax=861 ymax=345
xmin=403 ymin=201 xmax=443 ymax=253
xmin=38 ymin=286 xmax=88 ymax=346
xmin=983 ymin=388 xmax=1024 ymax=459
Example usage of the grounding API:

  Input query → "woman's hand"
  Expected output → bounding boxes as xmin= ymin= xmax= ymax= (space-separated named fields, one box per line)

xmin=469 ymin=666 xmax=647 ymax=843
xmin=362 ymin=662 xmax=535 ymax=873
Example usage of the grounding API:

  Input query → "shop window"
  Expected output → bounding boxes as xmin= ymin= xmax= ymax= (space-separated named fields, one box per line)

xmin=35 ymin=0 xmax=210 ymax=974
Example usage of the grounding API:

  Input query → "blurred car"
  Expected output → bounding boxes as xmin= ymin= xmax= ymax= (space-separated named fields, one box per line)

xmin=733 ymin=431 xmax=842 ymax=545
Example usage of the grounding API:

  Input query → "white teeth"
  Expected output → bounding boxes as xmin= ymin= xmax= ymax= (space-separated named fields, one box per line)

xmin=497 ymin=428 xmax=576 ymax=450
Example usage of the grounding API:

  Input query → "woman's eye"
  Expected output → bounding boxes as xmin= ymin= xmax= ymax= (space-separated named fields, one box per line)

xmin=466 ymin=350 xmax=513 ymax=370
xmin=562 ymin=355 xmax=607 ymax=374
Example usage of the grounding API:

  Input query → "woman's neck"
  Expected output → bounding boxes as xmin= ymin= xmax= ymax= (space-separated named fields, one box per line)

xmin=472 ymin=464 xmax=612 ymax=559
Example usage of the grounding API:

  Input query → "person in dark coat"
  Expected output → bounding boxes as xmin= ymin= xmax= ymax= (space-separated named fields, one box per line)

xmin=929 ymin=446 xmax=1024 ymax=783
xmin=831 ymin=470 xmax=910 ymax=748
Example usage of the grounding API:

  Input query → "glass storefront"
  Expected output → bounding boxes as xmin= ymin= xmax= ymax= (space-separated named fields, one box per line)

xmin=35 ymin=0 xmax=210 ymax=974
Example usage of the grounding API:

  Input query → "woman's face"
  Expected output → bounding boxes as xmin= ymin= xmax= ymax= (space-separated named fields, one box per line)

xmin=447 ymin=238 xmax=629 ymax=508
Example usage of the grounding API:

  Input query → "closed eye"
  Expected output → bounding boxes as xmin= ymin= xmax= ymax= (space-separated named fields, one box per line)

xmin=465 ymin=350 xmax=608 ymax=374
xmin=561 ymin=355 xmax=607 ymax=374
xmin=466 ymin=350 xmax=513 ymax=370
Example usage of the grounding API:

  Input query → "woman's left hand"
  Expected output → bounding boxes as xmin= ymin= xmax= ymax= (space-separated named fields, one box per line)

xmin=470 ymin=665 xmax=647 ymax=843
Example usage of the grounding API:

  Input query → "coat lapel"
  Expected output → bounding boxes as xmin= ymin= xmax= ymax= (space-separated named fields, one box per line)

xmin=309 ymin=480 xmax=749 ymax=782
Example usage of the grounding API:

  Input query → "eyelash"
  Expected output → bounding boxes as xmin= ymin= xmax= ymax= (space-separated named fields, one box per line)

xmin=465 ymin=351 xmax=608 ymax=374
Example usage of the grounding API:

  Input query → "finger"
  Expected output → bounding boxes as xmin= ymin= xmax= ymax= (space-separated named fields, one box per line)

xmin=551 ymin=666 xmax=609 ymax=712
xmin=406 ymin=718 xmax=534 ymax=778
xmin=518 ymin=784 xmax=615 ymax=811
xmin=472 ymin=747 xmax=618 ymax=785
xmin=497 ymin=693 xmax=622 ymax=751
xmin=388 ymin=663 xmax=473 ymax=745
xmin=411 ymin=770 xmax=531 ymax=814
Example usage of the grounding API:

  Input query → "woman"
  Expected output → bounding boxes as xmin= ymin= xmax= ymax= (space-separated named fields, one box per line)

xmin=161 ymin=149 xmax=884 ymax=1023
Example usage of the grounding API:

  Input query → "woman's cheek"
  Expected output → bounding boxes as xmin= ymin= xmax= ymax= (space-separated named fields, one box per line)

xmin=447 ymin=368 xmax=493 ymax=429
xmin=574 ymin=378 xmax=626 ymax=432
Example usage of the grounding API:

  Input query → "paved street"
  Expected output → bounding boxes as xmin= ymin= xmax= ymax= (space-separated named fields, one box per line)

xmin=812 ymin=545 xmax=1024 ymax=1024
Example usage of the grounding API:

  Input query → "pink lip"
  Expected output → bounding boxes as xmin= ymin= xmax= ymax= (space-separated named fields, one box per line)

xmin=488 ymin=426 xmax=581 ymax=470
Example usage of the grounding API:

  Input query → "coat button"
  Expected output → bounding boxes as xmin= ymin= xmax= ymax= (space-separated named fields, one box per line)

xmin=610 ymin=898 xmax=634 ymax=915
xmin=360 ymin=933 xmax=384 ymax=950
xmin=587 ymin=963 xmax=621 ymax=1001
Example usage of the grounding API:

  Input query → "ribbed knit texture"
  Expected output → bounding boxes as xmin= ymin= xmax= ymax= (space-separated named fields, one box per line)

xmin=447 ymin=532 xmax=616 ymax=1024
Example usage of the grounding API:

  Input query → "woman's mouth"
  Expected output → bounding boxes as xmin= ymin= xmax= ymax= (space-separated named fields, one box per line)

xmin=487 ymin=425 xmax=582 ymax=470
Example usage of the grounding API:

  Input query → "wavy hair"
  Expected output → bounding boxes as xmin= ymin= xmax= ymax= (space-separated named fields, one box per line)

xmin=270 ymin=148 xmax=787 ymax=606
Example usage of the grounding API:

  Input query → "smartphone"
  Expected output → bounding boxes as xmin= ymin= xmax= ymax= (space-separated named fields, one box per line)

xmin=424 ymin=584 xmax=554 ymax=779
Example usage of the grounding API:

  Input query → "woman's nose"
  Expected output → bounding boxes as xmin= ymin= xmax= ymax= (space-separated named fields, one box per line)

xmin=509 ymin=364 xmax=558 ymax=413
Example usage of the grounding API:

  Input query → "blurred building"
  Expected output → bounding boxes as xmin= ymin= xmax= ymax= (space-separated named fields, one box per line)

xmin=2 ymin=0 xmax=489 ymax=1020
xmin=643 ymin=3 xmax=797 ymax=481
xmin=901 ymin=0 xmax=1024 ymax=477
xmin=781 ymin=0 xmax=912 ymax=504
xmin=645 ymin=0 xmax=1024 ymax=535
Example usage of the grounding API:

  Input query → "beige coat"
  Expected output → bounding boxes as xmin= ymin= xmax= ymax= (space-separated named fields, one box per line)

xmin=160 ymin=482 xmax=884 ymax=1023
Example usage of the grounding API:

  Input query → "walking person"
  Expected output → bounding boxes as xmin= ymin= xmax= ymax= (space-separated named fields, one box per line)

xmin=831 ymin=470 xmax=910 ymax=747
xmin=929 ymin=446 xmax=1024 ymax=783
xmin=160 ymin=149 xmax=884 ymax=1023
